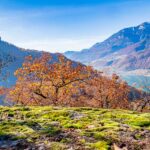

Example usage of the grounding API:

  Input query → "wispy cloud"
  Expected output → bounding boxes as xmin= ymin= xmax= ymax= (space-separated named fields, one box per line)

xmin=0 ymin=0 xmax=150 ymax=52
xmin=16 ymin=36 xmax=106 ymax=52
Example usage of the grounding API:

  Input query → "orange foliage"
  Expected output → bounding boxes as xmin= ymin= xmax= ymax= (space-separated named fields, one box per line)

xmin=7 ymin=53 xmax=129 ymax=108
xmin=86 ymin=74 xmax=129 ymax=108
xmin=8 ymin=53 xmax=93 ymax=105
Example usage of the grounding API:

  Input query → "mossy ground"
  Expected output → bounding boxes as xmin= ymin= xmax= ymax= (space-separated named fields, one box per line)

xmin=0 ymin=106 xmax=150 ymax=150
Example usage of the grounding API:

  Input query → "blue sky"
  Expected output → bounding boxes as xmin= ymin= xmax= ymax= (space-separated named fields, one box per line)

xmin=0 ymin=0 xmax=150 ymax=52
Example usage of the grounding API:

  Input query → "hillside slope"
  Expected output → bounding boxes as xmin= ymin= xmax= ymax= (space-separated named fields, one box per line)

xmin=64 ymin=22 xmax=150 ymax=71
xmin=0 ymin=39 xmax=62 ymax=88
xmin=0 ymin=106 xmax=150 ymax=150
xmin=0 ymin=38 xmax=75 ymax=105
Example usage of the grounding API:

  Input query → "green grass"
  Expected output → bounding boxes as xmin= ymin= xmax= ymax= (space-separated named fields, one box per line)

xmin=0 ymin=106 xmax=150 ymax=149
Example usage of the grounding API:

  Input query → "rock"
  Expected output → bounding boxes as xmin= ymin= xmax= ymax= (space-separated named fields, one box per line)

xmin=113 ymin=143 xmax=128 ymax=150
xmin=10 ymin=140 xmax=20 ymax=146
xmin=0 ymin=144 xmax=9 ymax=149
xmin=87 ymin=125 xmax=95 ymax=129
xmin=38 ymin=146 xmax=45 ymax=150
xmin=69 ymin=111 xmax=86 ymax=120
xmin=67 ymin=147 xmax=74 ymax=150
xmin=50 ymin=121 xmax=60 ymax=127
xmin=121 ymin=124 xmax=130 ymax=128
xmin=37 ymin=143 xmax=46 ymax=150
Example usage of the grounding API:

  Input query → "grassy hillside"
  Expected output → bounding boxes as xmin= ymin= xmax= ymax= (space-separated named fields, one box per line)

xmin=0 ymin=106 xmax=150 ymax=150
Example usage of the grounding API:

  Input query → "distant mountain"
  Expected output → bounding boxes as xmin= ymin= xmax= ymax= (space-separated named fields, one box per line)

xmin=64 ymin=22 xmax=150 ymax=71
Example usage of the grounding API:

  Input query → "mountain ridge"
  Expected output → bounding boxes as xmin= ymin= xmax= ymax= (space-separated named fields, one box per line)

xmin=0 ymin=38 xmax=71 ymax=89
xmin=64 ymin=22 xmax=150 ymax=71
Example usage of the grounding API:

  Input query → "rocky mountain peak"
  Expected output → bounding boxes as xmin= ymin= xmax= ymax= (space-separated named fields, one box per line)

xmin=64 ymin=22 xmax=150 ymax=71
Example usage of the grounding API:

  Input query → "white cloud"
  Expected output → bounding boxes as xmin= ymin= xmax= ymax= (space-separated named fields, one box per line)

xmin=15 ymin=36 xmax=106 ymax=53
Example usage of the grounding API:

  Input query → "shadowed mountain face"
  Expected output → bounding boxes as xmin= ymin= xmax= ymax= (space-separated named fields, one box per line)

xmin=64 ymin=22 xmax=150 ymax=71
xmin=0 ymin=39 xmax=62 ymax=89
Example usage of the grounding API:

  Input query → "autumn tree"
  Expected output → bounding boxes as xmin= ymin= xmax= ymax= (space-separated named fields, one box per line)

xmin=7 ymin=53 xmax=94 ymax=105
xmin=88 ymin=74 xmax=129 ymax=109
xmin=130 ymin=76 xmax=150 ymax=112
xmin=7 ymin=53 xmax=130 ymax=108
xmin=66 ymin=73 xmax=130 ymax=108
